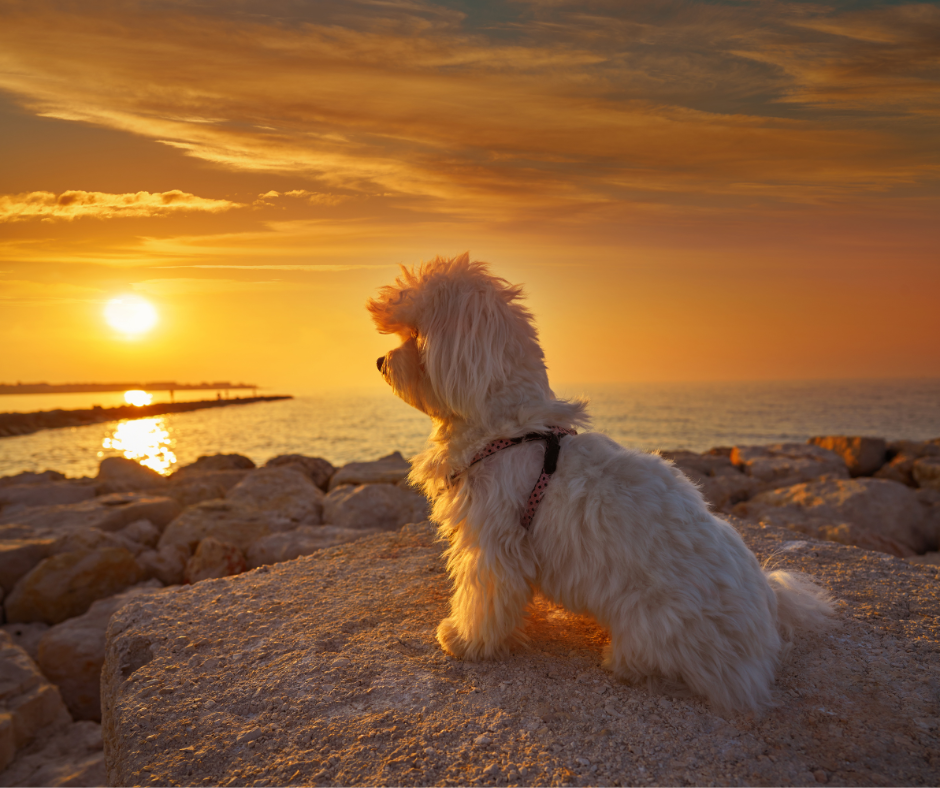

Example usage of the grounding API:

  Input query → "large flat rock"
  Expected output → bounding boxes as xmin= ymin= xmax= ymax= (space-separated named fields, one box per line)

xmin=102 ymin=520 xmax=940 ymax=787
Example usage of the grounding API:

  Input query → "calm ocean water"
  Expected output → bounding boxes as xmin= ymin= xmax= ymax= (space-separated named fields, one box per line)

xmin=1 ymin=379 xmax=939 ymax=478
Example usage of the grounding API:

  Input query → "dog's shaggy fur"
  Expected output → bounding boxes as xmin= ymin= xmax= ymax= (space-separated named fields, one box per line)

xmin=368 ymin=253 xmax=834 ymax=713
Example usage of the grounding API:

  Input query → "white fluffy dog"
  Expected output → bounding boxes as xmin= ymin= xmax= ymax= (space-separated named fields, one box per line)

xmin=369 ymin=253 xmax=833 ymax=713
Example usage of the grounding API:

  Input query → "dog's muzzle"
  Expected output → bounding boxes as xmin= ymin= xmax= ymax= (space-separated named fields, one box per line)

xmin=376 ymin=355 xmax=387 ymax=374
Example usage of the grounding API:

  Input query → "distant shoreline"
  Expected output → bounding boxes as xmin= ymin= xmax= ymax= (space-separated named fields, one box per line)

xmin=0 ymin=395 xmax=293 ymax=438
xmin=0 ymin=382 xmax=258 ymax=395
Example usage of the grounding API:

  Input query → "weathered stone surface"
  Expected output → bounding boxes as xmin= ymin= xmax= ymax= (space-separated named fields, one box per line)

xmin=0 ymin=624 xmax=49 ymax=664
xmin=226 ymin=466 xmax=324 ymax=525
xmin=0 ymin=631 xmax=71 ymax=769
xmin=0 ymin=482 xmax=95 ymax=511
xmin=94 ymin=457 xmax=165 ymax=495
xmin=664 ymin=452 xmax=761 ymax=511
xmin=913 ymin=457 xmax=940 ymax=492
xmin=0 ymin=720 xmax=104 ymax=787
xmin=137 ymin=544 xmax=189 ymax=586
xmin=0 ymin=471 xmax=66 ymax=487
xmin=4 ymin=548 xmax=145 ymax=625
xmin=245 ymin=525 xmax=382 ymax=569
xmin=0 ymin=539 xmax=54 ymax=597
xmin=875 ymin=440 xmax=940 ymax=487
xmin=184 ymin=538 xmax=247 ymax=584
xmin=171 ymin=454 xmax=255 ymax=478
xmin=102 ymin=520 xmax=940 ymax=787
xmin=736 ymin=478 xmax=930 ymax=555
xmin=265 ymin=454 xmax=335 ymax=491
xmin=730 ymin=443 xmax=849 ymax=487
xmin=323 ymin=483 xmax=429 ymax=531
xmin=164 ymin=469 xmax=251 ymax=507
xmin=328 ymin=451 xmax=411 ymax=490
xmin=158 ymin=500 xmax=275 ymax=553
xmin=37 ymin=581 xmax=164 ymax=722
xmin=807 ymin=436 xmax=887 ymax=477
xmin=0 ymin=493 xmax=181 ymax=537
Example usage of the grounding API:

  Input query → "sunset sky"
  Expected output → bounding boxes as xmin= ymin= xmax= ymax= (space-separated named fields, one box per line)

xmin=1 ymin=0 xmax=938 ymax=394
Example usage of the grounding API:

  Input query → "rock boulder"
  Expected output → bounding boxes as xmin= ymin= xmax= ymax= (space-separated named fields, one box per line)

xmin=736 ymin=477 xmax=930 ymax=555
xmin=265 ymin=455 xmax=335 ymax=491
xmin=4 ymin=548 xmax=145 ymax=625
xmin=0 ymin=631 xmax=71 ymax=773
xmin=94 ymin=457 xmax=165 ymax=495
xmin=226 ymin=466 xmax=324 ymax=526
xmin=36 ymin=581 xmax=164 ymax=721
xmin=323 ymin=483 xmax=429 ymax=531
xmin=328 ymin=451 xmax=411 ymax=490
xmin=101 ymin=520 xmax=940 ymax=787
xmin=730 ymin=443 xmax=849 ymax=487
xmin=245 ymin=525 xmax=382 ymax=569
xmin=807 ymin=436 xmax=887 ymax=477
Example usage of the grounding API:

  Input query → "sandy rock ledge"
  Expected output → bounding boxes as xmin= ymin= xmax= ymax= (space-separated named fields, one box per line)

xmin=102 ymin=519 xmax=940 ymax=787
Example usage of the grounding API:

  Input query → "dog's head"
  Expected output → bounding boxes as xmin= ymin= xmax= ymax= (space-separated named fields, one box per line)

xmin=367 ymin=253 xmax=550 ymax=424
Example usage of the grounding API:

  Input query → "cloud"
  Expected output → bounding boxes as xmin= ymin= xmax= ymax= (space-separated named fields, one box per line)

xmin=0 ymin=0 xmax=936 ymax=222
xmin=0 ymin=190 xmax=245 ymax=222
xmin=253 ymin=190 xmax=348 ymax=207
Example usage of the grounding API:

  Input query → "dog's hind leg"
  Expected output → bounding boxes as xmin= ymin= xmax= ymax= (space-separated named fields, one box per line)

xmin=437 ymin=548 xmax=532 ymax=661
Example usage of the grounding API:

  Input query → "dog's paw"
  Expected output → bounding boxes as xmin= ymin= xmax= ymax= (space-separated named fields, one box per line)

xmin=437 ymin=617 xmax=468 ymax=658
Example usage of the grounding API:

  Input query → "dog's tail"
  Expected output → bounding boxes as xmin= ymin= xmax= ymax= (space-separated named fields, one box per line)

xmin=765 ymin=570 xmax=835 ymax=640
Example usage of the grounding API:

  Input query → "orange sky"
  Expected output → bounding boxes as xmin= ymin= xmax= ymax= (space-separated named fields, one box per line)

xmin=1 ymin=0 xmax=938 ymax=393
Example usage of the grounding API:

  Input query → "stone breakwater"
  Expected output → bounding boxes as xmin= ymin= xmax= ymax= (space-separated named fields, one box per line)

xmin=0 ymin=435 xmax=938 ymax=786
xmin=0 ymin=395 xmax=293 ymax=438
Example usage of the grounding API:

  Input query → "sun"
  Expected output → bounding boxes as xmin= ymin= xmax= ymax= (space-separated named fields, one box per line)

xmin=104 ymin=295 xmax=158 ymax=336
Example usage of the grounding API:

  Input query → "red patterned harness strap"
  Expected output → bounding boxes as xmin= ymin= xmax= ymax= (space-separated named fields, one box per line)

xmin=454 ymin=427 xmax=577 ymax=530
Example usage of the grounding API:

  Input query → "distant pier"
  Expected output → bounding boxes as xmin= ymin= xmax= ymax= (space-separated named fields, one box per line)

xmin=0 ymin=395 xmax=293 ymax=438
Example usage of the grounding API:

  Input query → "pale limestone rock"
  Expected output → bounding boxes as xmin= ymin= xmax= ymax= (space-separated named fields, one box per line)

xmin=697 ymin=472 xmax=762 ymax=511
xmin=328 ymin=451 xmax=410 ymax=490
xmin=245 ymin=525 xmax=381 ymax=569
xmin=171 ymin=454 xmax=255 ymax=478
xmin=265 ymin=454 xmax=335 ymax=491
xmin=875 ymin=440 xmax=940 ymax=487
xmin=184 ymin=537 xmax=247 ymax=584
xmin=0 ymin=483 xmax=95 ymax=510
xmin=100 ymin=520 xmax=940 ymax=787
xmin=37 ymin=581 xmax=164 ymax=722
xmin=0 ymin=540 xmax=53 ymax=597
xmin=4 ymin=548 xmax=145 ymax=625
xmin=807 ymin=436 xmax=887 ymax=477
xmin=913 ymin=457 xmax=940 ymax=491
xmin=157 ymin=499 xmax=274 ymax=553
xmin=736 ymin=477 xmax=929 ymax=555
xmin=323 ymin=483 xmax=429 ymax=531
xmin=226 ymin=466 xmax=324 ymax=525
xmin=0 ymin=493 xmax=181 ymax=537
xmin=164 ymin=469 xmax=251 ymax=507
xmin=0 ymin=720 xmax=104 ymax=787
xmin=117 ymin=518 xmax=160 ymax=550
xmin=0 ymin=631 xmax=71 ymax=771
xmin=730 ymin=443 xmax=848 ymax=487
xmin=137 ymin=544 xmax=189 ymax=586
xmin=0 ymin=624 xmax=49 ymax=664
xmin=94 ymin=457 xmax=165 ymax=495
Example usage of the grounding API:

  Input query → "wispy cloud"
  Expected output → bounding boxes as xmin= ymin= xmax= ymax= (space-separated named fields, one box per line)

xmin=0 ymin=0 xmax=936 ymax=220
xmin=0 ymin=190 xmax=244 ymax=222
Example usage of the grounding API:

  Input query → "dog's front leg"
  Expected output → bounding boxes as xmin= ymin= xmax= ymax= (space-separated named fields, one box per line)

xmin=437 ymin=546 xmax=532 ymax=661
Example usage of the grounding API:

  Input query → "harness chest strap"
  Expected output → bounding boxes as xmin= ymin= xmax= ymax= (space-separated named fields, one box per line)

xmin=455 ymin=427 xmax=577 ymax=530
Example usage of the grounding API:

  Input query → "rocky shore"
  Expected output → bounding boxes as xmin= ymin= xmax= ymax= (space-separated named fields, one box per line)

xmin=0 ymin=396 xmax=293 ymax=438
xmin=1 ymin=435 xmax=938 ymax=786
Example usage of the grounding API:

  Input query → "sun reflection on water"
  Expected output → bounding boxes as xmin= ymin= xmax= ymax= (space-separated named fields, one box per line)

xmin=100 ymin=417 xmax=177 ymax=475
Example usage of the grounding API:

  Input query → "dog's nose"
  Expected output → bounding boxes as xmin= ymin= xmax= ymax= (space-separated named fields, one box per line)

xmin=376 ymin=356 xmax=386 ymax=374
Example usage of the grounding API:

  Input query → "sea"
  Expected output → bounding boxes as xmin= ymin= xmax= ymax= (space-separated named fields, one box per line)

xmin=1 ymin=379 xmax=939 ymax=479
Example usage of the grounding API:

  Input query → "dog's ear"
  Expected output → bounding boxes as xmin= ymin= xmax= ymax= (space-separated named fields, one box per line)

xmin=422 ymin=259 xmax=541 ymax=421
xmin=366 ymin=265 xmax=421 ymax=335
